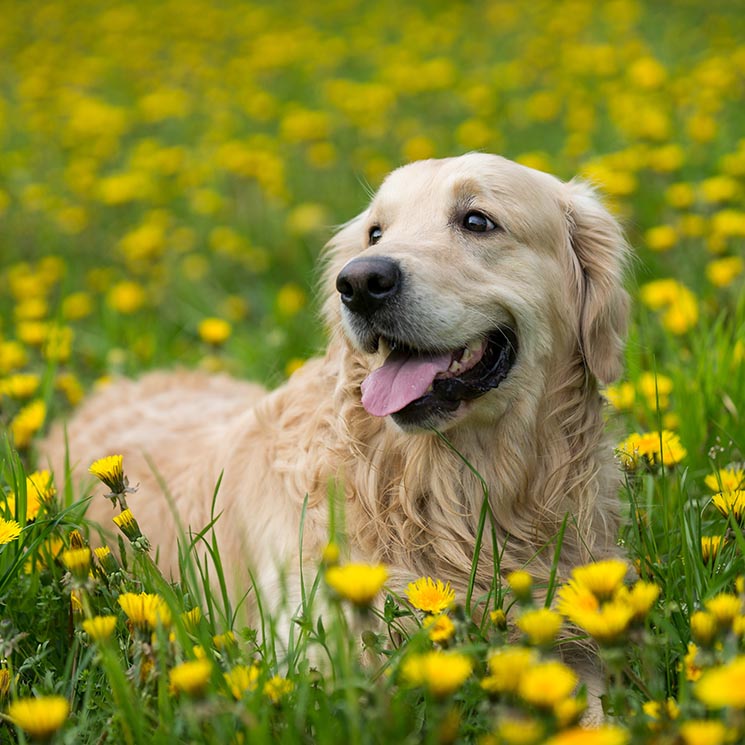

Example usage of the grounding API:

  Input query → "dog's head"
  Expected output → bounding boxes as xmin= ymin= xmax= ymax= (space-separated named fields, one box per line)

xmin=323 ymin=153 xmax=629 ymax=431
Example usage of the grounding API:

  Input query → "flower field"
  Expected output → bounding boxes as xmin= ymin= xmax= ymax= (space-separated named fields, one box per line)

xmin=1 ymin=1 xmax=744 ymax=742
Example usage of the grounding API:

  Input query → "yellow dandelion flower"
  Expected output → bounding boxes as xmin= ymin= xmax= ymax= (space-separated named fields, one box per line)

xmin=181 ymin=607 xmax=202 ymax=632
xmin=704 ymin=593 xmax=742 ymax=628
xmin=224 ymin=664 xmax=260 ymax=699
xmin=82 ymin=615 xmax=117 ymax=642
xmin=495 ymin=717 xmax=544 ymax=745
xmin=489 ymin=608 xmax=507 ymax=629
xmin=8 ymin=695 xmax=70 ymax=740
xmin=711 ymin=490 xmax=745 ymax=523
xmin=604 ymin=382 xmax=635 ymax=411
xmin=517 ymin=660 xmax=577 ymax=708
xmin=617 ymin=430 xmax=686 ymax=469
xmin=568 ymin=601 xmax=634 ymax=645
xmin=682 ymin=642 xmax=702 ymax=682
xmin=705 ymin=467 xmax=745 ymax=492
xmin=264 ymin=675 xmax=294 ymax=704
xmin=325 ymin=563 xmax=388 ymax=606
xmin=10 ymin=399 xmax=46 ymax=449
xmin=516 ymin=608 xmax=563 ymax=646
xmin=423 ymin=614 xmax=455 ymax=644
xmin=401 ymin=650 xmax=472 ymax=698
xmin=695 ymin=656 xmax=745 ymax=708
xmin=60 ymin=547 xmax=91 ymax=579
xmin=554 ymin=697 xmax=587 ymax=728
xmin=406 ymin=577 xmax=456 ymax=614
xmin=198 ymin=317 xmax=232 ymax=346
xmin=118 ymin=592 xmax=171 ymax=630
xmin=642 ymin=698 xmax=679 ymax=720
xmin=679 ymin=720 xmax=727 ymax=745
xmin=275 ymin=283 xmax=307 ymax=317
xmin=701 ymin=536 xmax=725 ymax=563
xmin=556 ymin=580 xmax=600 ymax=619
xmin=89 ymin=455 xmax=125 ymax=493
xmin=568 ymin=559 xmax=628 ymax=601
xmin=690 ymin=611 xmax=718 ymax=646
xmin=107 ymin=281 xmax=146 ymax=314
xmin=707 ymin=256 xmax=744 ymax=288
xmin=213 ymin=631 xmax=236 ymax=650
xmin=615 ymin=581 xmax=660 ymax=622
xmin=169 ymin=659 xmax=212 ymax=697
xmin=645 ymin=225 xmax=677 ymax=252
xmin=506 ymin=570 xmax=533 ymax=601
xmin=481 ymin=647 xmax=537 ymax=695
xmin=0 ymin=517 xmax=22 ymax=545
xmin=543 ymin=725 xmax=630 ymax=745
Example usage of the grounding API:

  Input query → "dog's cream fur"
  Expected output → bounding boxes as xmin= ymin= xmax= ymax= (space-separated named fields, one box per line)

xmin=42 ymin=153 xmax=628 ymax=617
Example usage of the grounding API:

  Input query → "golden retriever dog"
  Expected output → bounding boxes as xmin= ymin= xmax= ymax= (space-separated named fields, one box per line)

xmin=42 ymin=153 xmax=628 ymax=638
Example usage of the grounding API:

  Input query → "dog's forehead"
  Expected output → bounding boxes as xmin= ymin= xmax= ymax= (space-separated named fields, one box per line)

xmin=373 ymin=154 xmax=566 ymax=225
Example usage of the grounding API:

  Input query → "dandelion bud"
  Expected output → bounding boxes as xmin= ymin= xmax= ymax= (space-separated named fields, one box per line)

xmin=93 ymin=546 xmax=119 ymax=575
xmin=60 ymin=547 xmax=92 ymax=581
xmin=89 ymin=454 xmax=126 ymax=493
xmin=489 ymin=608 xmax=507 ymax=630
xmin=113 ymin=509 xmax=143 ymax=543
xmin=506 ymin=570 xmax=533 ymax=603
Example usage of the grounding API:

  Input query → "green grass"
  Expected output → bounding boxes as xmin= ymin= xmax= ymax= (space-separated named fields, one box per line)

xmin=1 ymin=0 xmax=745 ymax=742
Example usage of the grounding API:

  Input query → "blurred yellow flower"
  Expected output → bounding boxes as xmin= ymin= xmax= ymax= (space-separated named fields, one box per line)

xmin=8 ymin=695 xmax=70 ymax=740
xmin=406 ymin=577 xmax=455 ymax=614
xmin=118 ymin=592 xmax=171 ymax=630
xmin=325 ymin=563 xmax=387 ymax=606
xmin=689 ymin=610 xmax=717 ymax=646
xmin=517 ymin=660 xmax=577 ymax=707
xmin=567 ymin=559 xmax=628 ymax=601
xmin=198 ymin=317 xmax=232 ymax=346
xmin=495 ymin=717 xmax=544 ymax=745
xmin=60 ymin=547 xmax=92 ymax=579
xmin=506 ymin=570 xmax=533 ymax=601
xmin=543 ymin=725 xmax=629 ymax=745
xmin=401 ymin=650 xmax=472 ymax=698
xmin=645 ymin=225 xmax=677 ymax=252
xmin=107 ymin=281 xmax=146 ymax=314
xmin=82 ymin=615 xmax=117 ymax=642
xmin=224 ymin=664 xmax=260 ymax=699
xmin=276 ymin=283 xmax=307 ymax=318
xmin=614 ymin=581 xmax=660 ymax=622
xmin=706 ymin=256 xmax=743 ymax=287
xmin=10 ymin=399 xmax=46 ymax=449
xmin=516 ymin=608 xmax=563 ymax=646
xmin=481 ymin=647 xmax=537 ymax=695
xmin=682 ymin=642 xmax=702 ymax=681
xmin=704 ymin=593 xmax=742 ymax=628
xmin=695 ymin=656 xmax=745 ymax=708
xmin=705 ymin=466 xmax=745 ymax=492
xmin=264 ymin=675 xmax=294 ymax=704
xmin=169 ymin=659 xmax=212 ymax=697
xmin=423 ymin=614 xmax=455 ymax=644
xmin=637 ymin=372 xmax=673 ymax=410
xmin=679 ymin=720 xmax=727 ymax=745
xmin=604 ymin=382 xmax=634 ymax=411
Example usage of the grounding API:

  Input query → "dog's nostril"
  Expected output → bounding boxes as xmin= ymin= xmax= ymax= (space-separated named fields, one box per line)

xmin=336 ymin=257 xmax=401 ymax=315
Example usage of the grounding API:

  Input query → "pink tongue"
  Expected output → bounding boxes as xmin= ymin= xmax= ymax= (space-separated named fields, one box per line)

xmin=361 ymin=349 xmax=452 ymax=417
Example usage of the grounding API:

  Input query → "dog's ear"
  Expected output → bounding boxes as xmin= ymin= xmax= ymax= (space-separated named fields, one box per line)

xmin=565 ymin=181 xmax=630 ymax=384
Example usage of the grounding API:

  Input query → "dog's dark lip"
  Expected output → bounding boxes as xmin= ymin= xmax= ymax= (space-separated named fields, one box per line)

xmin=387 ymin=326 xmax=519 ymax=428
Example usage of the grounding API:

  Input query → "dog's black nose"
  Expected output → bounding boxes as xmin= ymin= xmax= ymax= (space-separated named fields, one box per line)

xmin=336 ymin=257 xmax=401 ymax=315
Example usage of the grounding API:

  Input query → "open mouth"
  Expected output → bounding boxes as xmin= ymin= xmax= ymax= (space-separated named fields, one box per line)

xmin=360 ymin=326 xmax=519 ymax=426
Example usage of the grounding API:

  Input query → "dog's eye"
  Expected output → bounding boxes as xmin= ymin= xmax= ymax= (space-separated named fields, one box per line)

xmin=369 ymin=226 xmax=383 ymax=245
xmin=463 ymin=211 xmax=497 ymax=233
